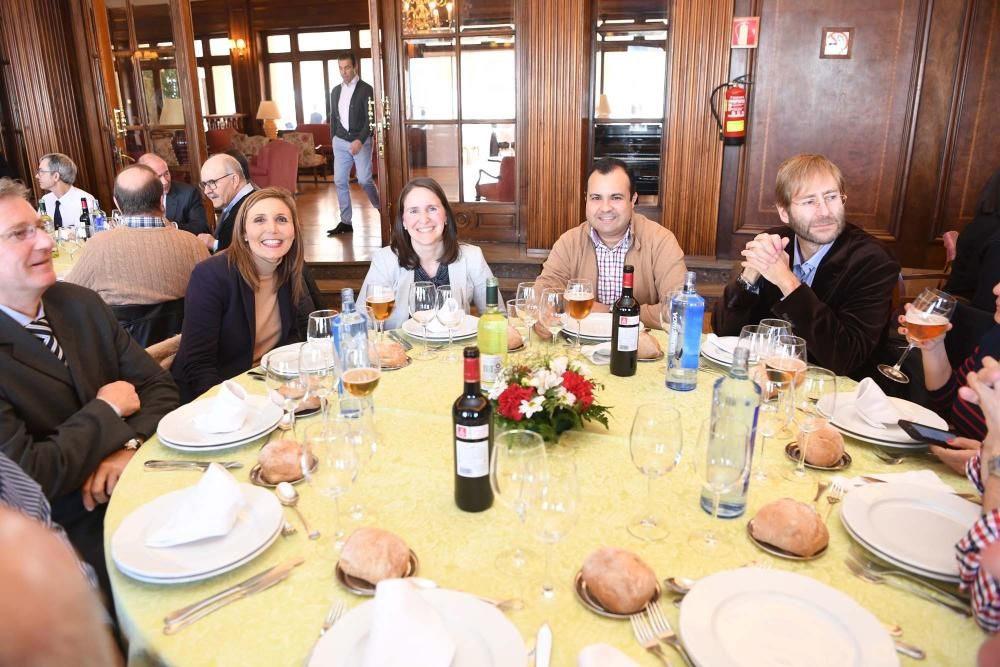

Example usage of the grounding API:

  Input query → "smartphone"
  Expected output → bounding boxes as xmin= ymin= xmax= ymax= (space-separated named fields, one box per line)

xmin=897 ymin=419 xmax=959 ymax=447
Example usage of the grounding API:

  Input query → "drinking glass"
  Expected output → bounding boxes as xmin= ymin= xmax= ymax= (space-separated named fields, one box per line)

xmin=737 ymin=324 xmax=769 ymax=363
xmin=337 ymin=397 xmax=379 ymax=524
xmin=758 ymin=318 xmax=793 ymax=356
xmin=435 ymin=284 xmax=466 ymax=362
xmin=627 ymin=405 xmax=683 ymax=542
xmin=765 ymin=335 xmax=807 ymax=438
xmin=689 ymin=419 xmax=751 ymax=551
xmin=516 ymin=282 xmax=539 ymax=350
xmin=298 ymin=340 xmax=339 ymax=422
xmin=527 ymin=451 xmax=579 ymax=600
xmin=264 ymin=345 xmax=308 ymax=439
xmin=340 ymin=338 xmax=382 ymax=407
xmin=538 ymin=288 xmax=566 ymax=345
xmin=749 ymin=364 xmax=792 ymax=482
xmin=784 ymin=366 xmax=838 ymax=482
xmin=489 ymin=429 xmax=546 ymax=574
xmin=305 ymin=421 xmax=358 ymax=550
xmin=307 ymin=309 xmax=339 ymax=344
xmin=507 ymin=299 xmax=526 ymax=353
xmin=408 ymin=281 xmax=438 ymax=360
xmin=366 ymin=283 xmax=395 ymax=343
xmin=878 ymin=288 xmax=957 ymax=384
xmin=564 ymin=278 xmax=594 ymax=352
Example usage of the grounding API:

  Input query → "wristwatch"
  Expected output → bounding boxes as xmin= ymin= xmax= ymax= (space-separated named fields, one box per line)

xmin=736 ymin=273 xmax=760 ymax=295
xmin=987 ymin=455 xmax=1000 ymax=479
xmin=124 ymin=437 xmax=144 ymax=451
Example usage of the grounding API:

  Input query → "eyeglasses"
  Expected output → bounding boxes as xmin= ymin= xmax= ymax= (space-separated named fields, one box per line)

xmin=0 ymin=221 xmax=47 ymax=244
xmin=791 ymin=193 xmax=846 ymax=210
xmin=35 ymin=169 xmax=56 ymax=176
xmin=199 ymin=173 xmax=235 ymax=192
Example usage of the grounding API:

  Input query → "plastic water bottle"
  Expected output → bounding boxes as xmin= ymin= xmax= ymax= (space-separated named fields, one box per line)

xmin=699 ymin=346 xmax=760 ymax=518
xmin=92 ymin=202 xmax=107 ymax=233
xmin=666 ymin=271 xmax=704 ymax=391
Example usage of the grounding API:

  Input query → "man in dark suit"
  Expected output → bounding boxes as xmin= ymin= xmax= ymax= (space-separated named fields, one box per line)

xmin=137 ymin=152 xmax=209 ymax=235
xmin=197 ymin=153 xmax=254 ymax=253
xmin=327 ymin=52 xmax=380 ymax=236
xmin=713 ymin=154 xmax=900 ymax=378
xmin=0 ymin=178 xmax=178 ymax=600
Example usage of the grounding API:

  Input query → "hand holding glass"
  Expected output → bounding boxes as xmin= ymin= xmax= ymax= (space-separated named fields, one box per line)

xmin=878 ymin=288 xmax=957 ymax=384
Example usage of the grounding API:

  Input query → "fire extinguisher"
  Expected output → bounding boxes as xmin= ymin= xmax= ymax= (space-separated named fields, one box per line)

xmin=710 ymin=75 xmax=752 ymax=146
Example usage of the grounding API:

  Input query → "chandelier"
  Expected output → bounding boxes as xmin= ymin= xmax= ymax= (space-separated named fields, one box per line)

xmin=402 ymin=0 xmax=454 ymax=32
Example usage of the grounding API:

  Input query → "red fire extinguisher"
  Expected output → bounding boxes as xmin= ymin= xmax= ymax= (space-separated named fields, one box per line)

xmin=710 ymin=76 xmax=752 ymax=146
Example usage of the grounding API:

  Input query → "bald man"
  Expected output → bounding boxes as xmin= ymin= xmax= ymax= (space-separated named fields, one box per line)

xmin=137 ymin=153 xmax=208 ymax=236
xmin=197 ymin=154 xmax=254 ymax=253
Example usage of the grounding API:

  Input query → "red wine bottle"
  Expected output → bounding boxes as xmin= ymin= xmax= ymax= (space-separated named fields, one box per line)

xmin=610 ymin=264 xmax=639 ymax=376
xmin=453 ymin=346 xmax=494 ymax=512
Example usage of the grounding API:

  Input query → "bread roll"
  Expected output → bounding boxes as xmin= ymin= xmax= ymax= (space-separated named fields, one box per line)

xmin=507 ymin=326 xmax=524 ymax=351
xmin=297 ymin=395 xmax=321 ymax=411
xmin=581 ymin=547 xmax=657 ymax=614
xmin=637 ymin=332 xmax=662 ymax=360
xmin=798 ymin=424 xmax=844 ymax=467
xmin=751 ymin=498 xmax=829 ymax=557
xmin=258 ymin=438 xmax=306 ymax=484
xmin=375 ymin=340 xmax=408 ymax=368
xmin=340 ymin=528 xmax=411 ymax=584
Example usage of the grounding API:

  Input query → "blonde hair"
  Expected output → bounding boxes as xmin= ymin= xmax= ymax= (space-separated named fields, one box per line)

xmin=774 ymin=154 xmax=845 ymax=209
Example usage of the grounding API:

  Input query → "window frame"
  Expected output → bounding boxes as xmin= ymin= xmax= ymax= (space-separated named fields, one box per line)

xmin=192 ymin=34 xmax=233 ymax=116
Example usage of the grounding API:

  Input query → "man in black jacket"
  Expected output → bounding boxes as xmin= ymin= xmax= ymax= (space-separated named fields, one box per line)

xmin=327 ymin=53 xmax=380 ymax=236
xmin=197 ymin=154 xmax=254 ymax=252
xmin=137 ymin=152 xmax=209 ymax=235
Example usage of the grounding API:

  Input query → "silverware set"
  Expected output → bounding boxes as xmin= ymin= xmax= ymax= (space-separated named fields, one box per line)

xmin=144 ymin=460 xmax=243 ymax=471
xmin=629 ymin=600 xmax=691 ymax=666
xmin=844 ymin=553 xmax=971 ymax=616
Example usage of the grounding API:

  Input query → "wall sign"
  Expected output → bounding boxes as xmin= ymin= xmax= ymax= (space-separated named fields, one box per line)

xmin=820 ymin=27 xmax=854 ymax=59
xmin=731 ymin=17 xmax=760 ymax=49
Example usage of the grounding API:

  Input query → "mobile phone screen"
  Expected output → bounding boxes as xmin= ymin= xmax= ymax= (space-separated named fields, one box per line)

xmin=897 ymin=420 xmax=958 ymax=447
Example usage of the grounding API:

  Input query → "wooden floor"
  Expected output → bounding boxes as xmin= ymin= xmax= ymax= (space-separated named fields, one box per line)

xmin=295 ymin=176 xmax=383 ymax=264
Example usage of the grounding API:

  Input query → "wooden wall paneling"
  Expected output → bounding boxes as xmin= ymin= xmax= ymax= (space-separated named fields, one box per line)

xmin=226 ymin=0 xmax=261 ymax=129
xmin=171 ymin=0 xmax=208 ymax=173
xmin=519 ymin=0 xmax=590 ymax=252
xmin=248 ymin=0 xmax=368 ymax=31
xmin=660 ymin=0 xmax=733 ymax=257
xmin=374 ymin=0 xmax=404 ymax=244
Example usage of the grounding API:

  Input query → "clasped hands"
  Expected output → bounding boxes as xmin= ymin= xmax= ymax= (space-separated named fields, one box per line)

xmin=82 ymin=381 xmax=143 ymax=511
xmin=740 ymin=233 xmax=801 ymax=297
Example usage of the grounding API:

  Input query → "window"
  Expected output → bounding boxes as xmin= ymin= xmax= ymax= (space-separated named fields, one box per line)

xmin=192 ymin=35 xmax=236 ymax=116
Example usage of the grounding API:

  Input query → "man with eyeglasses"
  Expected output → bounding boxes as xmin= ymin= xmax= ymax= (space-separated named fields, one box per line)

xmin=196 ymin=153 xmax=254 ymax=253
xmin=36 ymin=153 xmax=99 ymax=232
xmin=137 ymin=153 xmax=209 ymax=236
xmin=713 ymin=153 xmax=900 ymax=377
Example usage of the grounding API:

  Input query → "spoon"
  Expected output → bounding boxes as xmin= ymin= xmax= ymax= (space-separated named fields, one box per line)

xmin=281 ymin=520 xmax=297 ymax=537
xmin=276 ymin=482 xmax=320 ymax=540
xmin=663 ymin=576 xmax=697 ymax=596
xmin=409 ymin=577 xmax=525 ymax=612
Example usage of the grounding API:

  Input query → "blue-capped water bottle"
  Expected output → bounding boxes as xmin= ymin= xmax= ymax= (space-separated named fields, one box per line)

xmin=666 ymin=271 xmax=704 ymax=391
xmin=92 ymin=202 xmax=107 ymax=233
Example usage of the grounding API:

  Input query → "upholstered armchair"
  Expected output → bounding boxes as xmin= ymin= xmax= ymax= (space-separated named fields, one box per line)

xmin=248 ymin=139 xmax=299 ymax=194
xmin=282 ymin=131 xmax=328 ymax=184
xmin=295 ymin=123 xmax=333 ymax=162
xmin=232 ymin=132 xmax=269 ymax=160
xmin=474 ymin=155 xmax=515 ymax=202
xmin=206 ymin=128 xmax=236 ymax=154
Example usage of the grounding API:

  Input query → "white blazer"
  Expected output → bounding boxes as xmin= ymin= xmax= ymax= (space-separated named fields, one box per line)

xmin=358 ymin=243 xmax=503 ymax=330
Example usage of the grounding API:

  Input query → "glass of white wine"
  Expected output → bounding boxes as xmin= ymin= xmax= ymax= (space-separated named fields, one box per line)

xmin=365 ymin=283 xmax=395 ymax=343
xmin=340 ymin=340 xmax=382 ymax=403
xmin=879 ymin=288 xmax=957 ymax=384
xmin=564 ymin=278 xmax=594 ymax=352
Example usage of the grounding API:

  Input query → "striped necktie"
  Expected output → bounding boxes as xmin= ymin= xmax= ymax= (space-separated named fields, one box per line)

xmin=25 ymin=316 xmax=66 ymax=364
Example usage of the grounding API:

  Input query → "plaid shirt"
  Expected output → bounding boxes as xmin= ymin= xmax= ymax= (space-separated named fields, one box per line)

xmin=957 ymin=453 xmax=1000 ymax=631
xmin=121 ymin=215 xmax=167 ymax=229
xmin=589 ymin=224 xmax=632 ymax=304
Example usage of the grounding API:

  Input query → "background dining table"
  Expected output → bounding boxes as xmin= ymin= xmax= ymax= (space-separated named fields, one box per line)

xmin=105 ymin=330 xmax=985 ymax=666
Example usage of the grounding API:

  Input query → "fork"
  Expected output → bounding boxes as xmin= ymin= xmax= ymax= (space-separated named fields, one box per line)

xmin=646 ymin=600 xmax=693 ymax=666
xmin=813 ymin=480 xmax=831 ymax=506
xmin=844 ymin=557 xmax=971 ymax=616
xmin=304 ymin=599 xmax=347 ymax=663
xmin=872 ymin=450 xmax=905 ymax=465
xmin=824 ymin=480 xmax=846 ymax=522
xmin=630 ymin=613 xmax=673 ymax=666
xmin=846 ymin=553 xmax=971 ymax=610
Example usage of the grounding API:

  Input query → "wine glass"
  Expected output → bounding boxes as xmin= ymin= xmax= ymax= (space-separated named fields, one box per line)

xmin=489 ymin=429 xmax=546 ymax=574
xmin=766 ymin=335 xmax=807 ymax=438
xmin=307 ymin=309 xmax=339 ymax=344
xmin=507 ymin=299 xmax=526 ymax=352
xmin=749 ymin=364 xmax=792 ymax=482
xmin=538 ymin=288 xmax=566 ymax=345
xmin=627 ymin=405 xmax=683 ymax=542
xmin=305 ymin=421 xmax=358 ymax=550
xmin=527 ymin=451 xmax=579 ymax=600
xmin=435 ymin=284 xmax=466 ymax=362
xmin=784 ymin=366 xmax=838 ymax=482
xmin=264 ymin=345 xmax=308 ymax=439
xmin=689 ymin=418 xmax=751 ymax=551
xmin=878 ymin=288 xmax=957 ymax=384
xmin=298 ymin=340 xmax=339 ymax=422
xmin=737 ymin=324 xmax=768 ymax=363
xmin=337 ymin=397 xmax=379 ymax=524
xmin=366 ymin=283 xmax=395 ymax=343
xmin=515 ymin=282 xmax=539 ymax=350
xmin=564 ymin=278 xmax=594 ymax=352
xmin=340 ymin=338 xmax=381 ymax=410
xmin=408 ymin=281 xmax=438 ymax=360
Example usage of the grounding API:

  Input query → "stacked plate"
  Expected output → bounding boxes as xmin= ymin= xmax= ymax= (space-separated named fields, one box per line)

xmin=402 ymin=314 xmax=479 ymax=341
xmin=157 ymin=396 xmax=283 ymax=452
xmin=700 ymin=335 xmax=738 ymax=366
xmin=840 ymin=482 xmax=980 ymax=583
xmin=679 ymin=568 xmax=898 ymax=666
xmin=560 ymin=312 xmax=645 ymax=345
xmin=818 ymin=392 xmax=948 ymax=451
xmin=111 ymin=484 xmax=283 ymax=584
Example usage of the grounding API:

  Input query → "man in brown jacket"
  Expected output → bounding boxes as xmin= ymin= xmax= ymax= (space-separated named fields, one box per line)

xmin=533 ymin=157 xmax=687 ymax=332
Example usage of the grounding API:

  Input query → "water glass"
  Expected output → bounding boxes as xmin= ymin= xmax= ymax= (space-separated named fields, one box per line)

xmin=408 ymin=281 xmax=438 ymax=360
xmin=527 ymin=451 xmax=579 ymax=599
xmin=435 ymin=284 xmax=466 ymax=362
xmin=516 ymin=282 xmax=539 ymax=349
xmin=264 ymin=344 xmax=307 ymax=439
xmin=307 ymin=309 xmax=339 ymax=344
xmin=689 ymin=419 xmax=751 ymax=551
xmin=786 ymin=366 xmax=838 ymax=481
xmin=336 ymin=398 xmax=379 ymax=524
xmin=489 ymin=429 xmax=546 ymax=574
xmin=538 ymin=288 xmax=566 ymax=344
xmin=298 ymin=340 xmax=338 ymax=421
xmin=305 ymin=421 xmax=358 ymax=550
xmin=627 ymin=405 xmax=683 ymax=542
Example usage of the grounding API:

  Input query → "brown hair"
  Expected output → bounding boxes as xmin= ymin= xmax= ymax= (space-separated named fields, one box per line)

xmin=226 ymin=187 xmax=305 ymax=304
xmin=774 ymin=154 xmax=845 ymax=209
xmin=390 ymin=177 xmax=460 ymax=271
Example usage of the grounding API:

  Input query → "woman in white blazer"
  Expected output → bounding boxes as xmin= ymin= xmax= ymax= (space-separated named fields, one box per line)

xmin=358 ymin=177 xmax=502 ymax=331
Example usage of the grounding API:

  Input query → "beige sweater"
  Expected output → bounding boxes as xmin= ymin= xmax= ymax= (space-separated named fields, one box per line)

xmin=65 ymin=226 xmax=210 ymax=305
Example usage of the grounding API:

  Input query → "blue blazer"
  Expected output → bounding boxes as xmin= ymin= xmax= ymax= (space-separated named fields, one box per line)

xmin=171 ymin=253 xmax=309 ymax=403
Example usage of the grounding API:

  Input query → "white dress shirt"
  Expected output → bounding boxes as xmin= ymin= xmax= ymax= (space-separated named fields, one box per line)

xmin=338 ymin=76 xmax=359 ymax=134
xmin=40 ymin=186 xmax=99 ymax=230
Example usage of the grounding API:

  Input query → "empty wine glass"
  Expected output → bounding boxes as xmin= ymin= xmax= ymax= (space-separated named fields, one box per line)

xmin=489 ymin=429 xmax=546 ymax=574
xmin=337 ymin=397 xmax=379 ymax=525
xmin=689 ymin=419 xmax=751 ymax=551
xmin=627 ymin=405 xmax=683 ymax=542
xmin=527 ymin=451 xmax=579 ymax=600
xmin=298 ymin=340 xmax=339 ymax=422
xmin=737 ymin=324 xmax=768 ymax=363
xmin=516 ymin=282 xmax=539 ymax=350
xmin=435 ymin=284 xmax=466 ymax=362
xmin=538 ymin=288 xmax=566 ymax=345
xmin=408 ymin=281 xmax=438 ymax=360
xmin=265 ymin=345 xmax=307 ymax=439
xmin=564 ymin=279 xmax=594 ymax=352
xmin=784 ymin=366 xmax=838 ymax=482
xmin=306 ymin=421 xmax=358 ymax=550
xmin=759 ymin=318 xmax=793 ymax=349
xmin=307 ymin=309 xmax=339 ymax=344
xmin=366 ymin=283 xmax=395 ymax=343
xmin=749 ymin=364 xmax=792 ymax=482
xmin=507 ymin=299 xmax=526 ymax=352
xmin=879 ymin=288 xmax=957 ymax=384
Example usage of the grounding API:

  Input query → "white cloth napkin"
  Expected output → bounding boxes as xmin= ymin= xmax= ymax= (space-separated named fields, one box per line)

xmin=853 ymin=378 xmax=902 ymax=429
xmin=363 ymin=579 xmax=456 ymax=667
xmin=145 ymin=464 xmax=247 ymax=548
xmin=581 ymin=342 xmax=611 ymax=365
xmin=193 ymin=380 xmax=249 ymax=433
xmin=705 ymin=333 xmax=738 ymax=355
xmin=833 ymin=470 xmax=956 ymax=495
xmin=578 ymin=644 xmax=640 ymax=667
xmin=421 ymin=313 xmax=467 ymax=335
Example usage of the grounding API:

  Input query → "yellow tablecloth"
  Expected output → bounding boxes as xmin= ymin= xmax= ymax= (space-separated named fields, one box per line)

xmin=105 ymin=334 xmax=984 ymax=666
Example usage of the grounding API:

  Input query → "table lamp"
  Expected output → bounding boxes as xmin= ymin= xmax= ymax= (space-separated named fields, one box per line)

xmin=158 ymin=97 xmax=184 ymax=126
xmin=256 ymin=100 xmax=281 ymax=140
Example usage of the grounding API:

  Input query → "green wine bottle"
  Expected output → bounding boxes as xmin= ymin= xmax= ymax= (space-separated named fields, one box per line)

xmin=476 ymin=277 xmax=507 ymax=388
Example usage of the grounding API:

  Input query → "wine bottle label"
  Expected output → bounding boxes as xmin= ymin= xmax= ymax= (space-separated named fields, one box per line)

xmin=456 ymin=423 xmax=488 ymax=440
xmin=480 ymin=354 xmax=502 ymax=385
xmin=455 ymin=436 xmax=489 ymax=478
xmin=616 ymin=316 xmax=640 ymax=351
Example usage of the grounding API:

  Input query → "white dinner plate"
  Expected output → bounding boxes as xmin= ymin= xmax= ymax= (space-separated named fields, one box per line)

xmin=820 ymin=392 xmax=947 ymax=445
xmin=700 ymin=336 xmax=738 ymax=365
xmin=160 ymin=429 xmax=275 ymax=453
xmin=561 ymin=312 xmax=647 ymax=343
xmin=111 ymin=484 xmax=284 ymax=582
xmin=307 ymin=589 xmax=526 ymax=667
xmin=840 ymin=482 xmax=979 ymax=578
xmin=262 ymin=342 xmax=336 ymax=374
xmin=402 ymin=314 xmax=479 ymax=340
xmin=157 ymin=396 xmax=283 ymax=448
xmin=679 ymin=568 xmax=897 ymax=667
xmin=840 ymin=514 xmax=961 ymax=584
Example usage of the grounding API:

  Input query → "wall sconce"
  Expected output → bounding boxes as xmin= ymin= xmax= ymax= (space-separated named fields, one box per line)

xmin=228 ymin=37 xmax=247 ymax=57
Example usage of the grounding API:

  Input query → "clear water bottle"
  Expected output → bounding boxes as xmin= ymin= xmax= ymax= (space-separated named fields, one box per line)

xmin=699 ymin=346 xmax=760 ymax=518
xmin=92 ymin=202 xmax=107 ymax=233
xmin=339 ymin=289 xmax=369 ymax=348
xmin=666 ymin=271 xmax=705 ymax=391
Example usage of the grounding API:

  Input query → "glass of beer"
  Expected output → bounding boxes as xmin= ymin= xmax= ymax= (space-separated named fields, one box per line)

xmin=764 ymin=335 xmax=808 ymax=440
xmin=365 ymin=284 xmax=395 ymax=343
xmin=878 ymin=288 xmax=957 ymax=384
xmin=340 ymin=339 xmax=382 ymax=407
xmin=564 ymin=278 xmax=595 ymax=352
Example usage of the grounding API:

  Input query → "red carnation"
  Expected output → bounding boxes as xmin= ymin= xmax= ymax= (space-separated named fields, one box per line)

xmin=498 ymin=385 xmax=535 ymax=421
xmin=561 ymin=371 xmax=594 ymax=409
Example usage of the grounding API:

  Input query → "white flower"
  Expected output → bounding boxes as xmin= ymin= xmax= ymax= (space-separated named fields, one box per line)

xmin=554 ymin=386 xmax=577 ymax=407
xmin=529 ymin=368 xmax=562 ymax=392
xmin=569 ymin=359 xmax=592 ymax=378
xmin=488 ymin=381 xmax=508 ymax=400
xmin=549 ymin=356 xmax=569 ymax=375
xmin=520 ymin=395 xmax=545 ymax=418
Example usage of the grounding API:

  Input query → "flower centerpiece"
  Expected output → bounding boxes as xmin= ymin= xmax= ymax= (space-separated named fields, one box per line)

xmin=489 ymin=355 xmax=610 ymax=442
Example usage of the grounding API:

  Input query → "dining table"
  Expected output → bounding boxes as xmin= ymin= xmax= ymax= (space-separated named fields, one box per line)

xmin=104 ymin=329 xmax=986 ymax=666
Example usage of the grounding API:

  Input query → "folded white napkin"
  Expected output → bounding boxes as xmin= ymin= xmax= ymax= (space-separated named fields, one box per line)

xmin=833 ymin=470 xmax=956 ymax=495
xmin=363 ymin=579 xmax=456 ymax=667
xmin=705 ymin=333 xmax=738 ymax=355
xmin=853 ymin=378 xmax=901 ymax=429
xmin=421 ymin=313 xmax=467 ymax=334
xmin=145 ymin=464 xmax=247 ymax=548
xmin=578 ymin=644 xmax=640 ymax=667
xmin=581 ymin=342 xmax=611 ymax=365
xmin=193 ymin=380 xmax=249 ymax=433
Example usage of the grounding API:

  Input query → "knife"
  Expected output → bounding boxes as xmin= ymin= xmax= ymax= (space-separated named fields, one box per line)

xmin=387 ymin=329 xmax=414 ymax=351
xmin=535 ymin=623 xmax=552 ymax=667
xmin=144 ymin=460 xmax=243 ymax=471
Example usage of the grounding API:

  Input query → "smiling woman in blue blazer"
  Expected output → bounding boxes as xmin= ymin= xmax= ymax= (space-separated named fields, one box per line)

xmin=172 ymin=187 xmax=314 ymax=403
